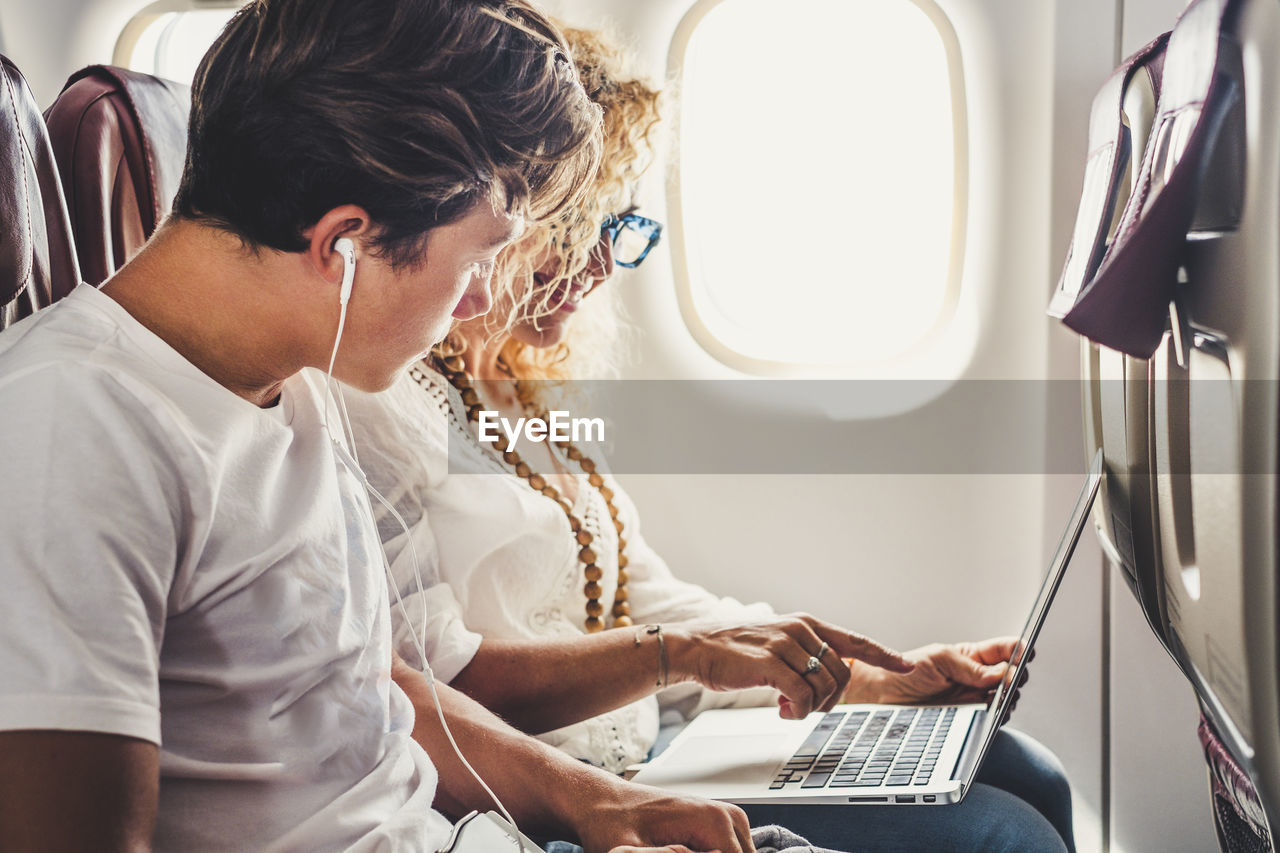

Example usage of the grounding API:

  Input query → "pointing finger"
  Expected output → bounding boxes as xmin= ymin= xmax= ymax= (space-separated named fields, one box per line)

xmin=815 ymin=625 xmax=913 ymax=674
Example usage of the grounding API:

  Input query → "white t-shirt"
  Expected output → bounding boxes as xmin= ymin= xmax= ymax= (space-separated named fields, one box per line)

xmin=0 ymin=285 xmax=452 ymax=852
xmin=346 ymin=365 xmax=778 ymax=774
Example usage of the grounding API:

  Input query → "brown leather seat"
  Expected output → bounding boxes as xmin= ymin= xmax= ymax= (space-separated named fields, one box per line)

xmin=0 ymin=56 xmax=80 ymax=329
xmin=44 ymin=66 xmax=190 ymax=287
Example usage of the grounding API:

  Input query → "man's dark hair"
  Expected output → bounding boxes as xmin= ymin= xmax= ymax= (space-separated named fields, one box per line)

xmin=172 ymin=0 xmax=602 ymax=267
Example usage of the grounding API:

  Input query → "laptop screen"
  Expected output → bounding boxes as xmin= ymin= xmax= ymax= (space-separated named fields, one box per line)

xmin=964 ymin=450 xmax=1103 ymax=779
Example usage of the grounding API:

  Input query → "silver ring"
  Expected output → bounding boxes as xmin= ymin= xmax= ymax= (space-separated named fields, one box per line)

xmin=805 ymin=656 xmax=822 ymax=674
xmin=816 ymin=642 xmax=829 ymax=660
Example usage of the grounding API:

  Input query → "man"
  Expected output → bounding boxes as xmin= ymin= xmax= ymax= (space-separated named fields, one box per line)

xmin=0 ymin=1 xmax=809 ymax=850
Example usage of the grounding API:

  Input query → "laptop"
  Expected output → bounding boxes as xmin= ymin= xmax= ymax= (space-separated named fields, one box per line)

xmin=630 ymin=450 xmax=1103 ymax=806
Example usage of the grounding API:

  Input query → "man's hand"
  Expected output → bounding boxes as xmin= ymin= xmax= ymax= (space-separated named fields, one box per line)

xmin=846 ymin=636 xmax=1022 ymax=706
xmin=580 ymin=782 xmax=754 ymax=853
xmin=666 ymin=613 xmax=913 ymax=720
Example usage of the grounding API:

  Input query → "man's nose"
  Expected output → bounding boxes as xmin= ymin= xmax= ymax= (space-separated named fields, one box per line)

xmin=453 ymin=273 xmax=493 ymax=320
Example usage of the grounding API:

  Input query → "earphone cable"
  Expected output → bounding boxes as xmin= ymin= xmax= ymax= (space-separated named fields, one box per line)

xmin=320 ymin=289 xmax=522 ymax=848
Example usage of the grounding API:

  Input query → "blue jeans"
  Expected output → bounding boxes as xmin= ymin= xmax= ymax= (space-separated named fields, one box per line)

xmin=544 ymin=728 xmax=1074 ymax=853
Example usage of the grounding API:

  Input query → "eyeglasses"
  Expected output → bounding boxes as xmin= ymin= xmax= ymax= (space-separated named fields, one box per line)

xmin=600 ymin=212 xmax=663 ymax=268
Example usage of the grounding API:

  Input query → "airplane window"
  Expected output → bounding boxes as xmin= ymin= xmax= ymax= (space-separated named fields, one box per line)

xmin=673 ymin=0 xmax=965 ymax=371
xmin=116 ymin=6 xmax=240 ymax=84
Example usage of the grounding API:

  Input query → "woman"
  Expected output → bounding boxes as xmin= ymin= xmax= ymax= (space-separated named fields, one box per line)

xmin=347 ymin=25 xmax=1074 ymax=853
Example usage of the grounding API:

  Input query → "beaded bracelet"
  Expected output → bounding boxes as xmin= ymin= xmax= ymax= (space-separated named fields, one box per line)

xmin=636 ymin=624 xmax=668 ymax=688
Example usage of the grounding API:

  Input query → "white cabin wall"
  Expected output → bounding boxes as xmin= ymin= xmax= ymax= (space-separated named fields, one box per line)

xmin=561 ymin=0 xmax=1109 ymax=846
xmin=0 ymin=0 xmax=148 ymax=107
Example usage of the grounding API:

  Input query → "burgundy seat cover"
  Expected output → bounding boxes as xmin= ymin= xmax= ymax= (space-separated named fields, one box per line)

xmin=44 ymin=65 xmax=190 ymax=287
xmin=0 ymin=56 xmax=80 ymax=328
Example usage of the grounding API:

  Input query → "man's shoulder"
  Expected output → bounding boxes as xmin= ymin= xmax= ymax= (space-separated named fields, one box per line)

xmin=1 ymin=287 xmax=218 ymax=413
xmin=0 ymin=292 xmax=213 ymax=462
xmin=0 ymin=289 xmax=112 ymax=365
xmin=0 ymin=286 xmax=162 ymax=377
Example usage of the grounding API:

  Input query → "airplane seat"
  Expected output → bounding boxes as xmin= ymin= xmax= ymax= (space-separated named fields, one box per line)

xmin=1050 ymin=31 xmax=1170 ymax=644
xmin=43 ymin=65 xmax=190 ymax=286
xmin=1052 ymin=0 xmax=1280 ymax=849
xmin=0 ymin=56 xmax=81 ymax=329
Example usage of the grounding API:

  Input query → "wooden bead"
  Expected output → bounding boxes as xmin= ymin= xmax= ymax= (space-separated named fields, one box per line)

xmin=460 ymin=388 xmax=480 ymax=407
xmin=541 ymin=486 xmax=559 ymax=500
xmin=528 ymin=473 xmax=546 ymax=491
xmin=614 ymin=518 xmax=624 ymax=533
xmin=584 ymin=565 xmax=603 ymax=582
xmin=515 ymin=462 xmax=531 ymax=478
xmin=588 ymin=473 xmax=604 ymax=488
xmin=612 ymin=586 xmax=629 ymax=603
xmin=616 ymin=569 xmax=629 ymax=586
xmin=585 ymin=616 xmax=604 ymax=633
xmin=612 ymin=600 xmax=631 ymax=617
xmin=466 ymin=405 xmax=483 ymax=422
xmin=579 ymin=458 xmax=596 ymax=474
xmin=492 ymin=437 xmax=509 ymax=452
xmin=617 ymin=554 xmax=629 ymax=570
xmin=613 ymin=615 xmax=633 ymax=628
xmin=608 ymin=503 xmax=619 ymax=519
xmin=576 ymin=529 xmax=594 ymax=546
xmin=443 ymin=355 xmax=465 ymax=373
xmin=503 ymin=451 xmax=520 ymax=465
xmin=579 ymin=546 xmax=597 ymax=564
xmin=616 ymin=537 xmax=627 ymax=551
xmin=566 ymin=446 xmax=583 ymax=461
xmin=585 ymin=600 xmax=605 ymax=617
xmin=583 ymin=580 xmax=603 ymax=599
xmin=568 ymin=516 xmax=582 ymax=532
xmin=558 ymin=498 xmax=575 ymax=515
xmin=599 ymin=486 xmax=614 ymax=501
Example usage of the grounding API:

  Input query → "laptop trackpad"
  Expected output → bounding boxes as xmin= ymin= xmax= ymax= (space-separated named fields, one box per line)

xmin=639 ymin=734 xmax=785 ymax=785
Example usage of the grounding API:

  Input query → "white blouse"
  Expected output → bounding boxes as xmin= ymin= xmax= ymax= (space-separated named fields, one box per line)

xmin=344 ymin=365 xmax=778 ymax=773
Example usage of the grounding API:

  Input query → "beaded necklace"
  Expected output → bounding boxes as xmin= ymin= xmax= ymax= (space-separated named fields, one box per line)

xmin=428 ymin=355 xmax=632 ymax=633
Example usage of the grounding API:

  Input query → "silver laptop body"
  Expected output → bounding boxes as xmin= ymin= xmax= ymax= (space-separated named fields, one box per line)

xmin=631 ymin=452 xmax=1103 ymax=805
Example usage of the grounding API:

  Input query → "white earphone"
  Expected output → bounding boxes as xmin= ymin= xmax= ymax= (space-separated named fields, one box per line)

xmin=334 ymin=237 xmax=356 ymax=305
xmin=323 ymin=236 xmax=357 ymax=457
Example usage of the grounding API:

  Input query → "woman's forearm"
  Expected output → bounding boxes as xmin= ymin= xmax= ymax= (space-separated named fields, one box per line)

xmin=448 ymin=630 xmax=670 ymax=734
xmin=448 ymin=615 xmax=912 ymax=734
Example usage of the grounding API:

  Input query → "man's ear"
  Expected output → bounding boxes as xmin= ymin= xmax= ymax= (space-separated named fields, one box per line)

xmin=304 ymin=205 xmax=376 ymax=291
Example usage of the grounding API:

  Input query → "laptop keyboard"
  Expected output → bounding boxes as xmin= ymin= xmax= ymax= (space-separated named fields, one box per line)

xmin=769 ymin=707 xmax=956 ymax=790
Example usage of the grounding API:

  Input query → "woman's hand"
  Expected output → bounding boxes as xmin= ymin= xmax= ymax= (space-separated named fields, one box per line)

xmin=845 ymin=636 xmax=1025 ymax=707
xmin=665 ymin=613 xmax=913 ymax=720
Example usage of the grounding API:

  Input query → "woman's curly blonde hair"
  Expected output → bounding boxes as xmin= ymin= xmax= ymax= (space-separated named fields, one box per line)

xmin=436 ymin=24 xmax=663 ymax=399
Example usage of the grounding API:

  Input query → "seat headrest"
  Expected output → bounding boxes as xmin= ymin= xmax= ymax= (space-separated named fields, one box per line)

xmin=0 ymin=56 xmax=80 ymax=327
xmin=1048 ymin=0 xmax=1245 ymax=358
xmin=44 ymin=65 xmax=190 ymax=286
